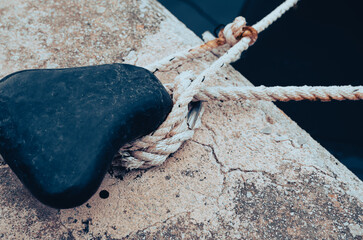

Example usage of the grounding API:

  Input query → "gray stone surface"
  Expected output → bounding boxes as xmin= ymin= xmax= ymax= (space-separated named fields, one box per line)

xmin=0 ymin=0 xmax=362 ymax=239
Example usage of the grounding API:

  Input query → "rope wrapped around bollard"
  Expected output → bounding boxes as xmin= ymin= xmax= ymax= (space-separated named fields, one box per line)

xmin=116 ymin=0 xmax=363 ymax=170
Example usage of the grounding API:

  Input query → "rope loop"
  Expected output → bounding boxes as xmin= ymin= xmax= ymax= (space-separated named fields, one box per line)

xmin=116 ymin=0 xmax=363 ymax=170
xmin=119 ymin=0 xmax=300 ymax=169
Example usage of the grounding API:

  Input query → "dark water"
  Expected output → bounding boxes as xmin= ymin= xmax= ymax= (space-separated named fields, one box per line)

xmin=159 ymin=0 xmax=363 ymax=180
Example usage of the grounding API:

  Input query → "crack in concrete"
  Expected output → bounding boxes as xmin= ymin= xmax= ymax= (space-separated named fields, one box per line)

xmin=190 ymin=140 xmax=227 ymax=174
xmin=203 ymin=121 xmax=218 ymax=141
xmin=190 ymin=140 xmax=229 ymax=204
xmin=190 ymin=138 xmax=339 ymax=198
xmin=187 ymin=140 xmax=300 ymax=201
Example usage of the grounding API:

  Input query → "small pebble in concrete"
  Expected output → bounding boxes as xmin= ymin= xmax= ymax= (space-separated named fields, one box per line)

xmin=297 ymin=137 xmax=308 ymax=146
xmin=274 ymin=135 xmax=290 ymax=142
xmin=261 ymin=126 xmax=272 ymax=135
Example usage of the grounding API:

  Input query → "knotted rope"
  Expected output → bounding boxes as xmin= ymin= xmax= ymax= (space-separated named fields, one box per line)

xmin=115 ymin=0 xmax=363 ymax=169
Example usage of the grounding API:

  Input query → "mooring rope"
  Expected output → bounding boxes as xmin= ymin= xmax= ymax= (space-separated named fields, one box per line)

xmin=196 ymin=85 xmax=363 ymax=102
xmin=116 ymin=0 xmax=363 ymax=169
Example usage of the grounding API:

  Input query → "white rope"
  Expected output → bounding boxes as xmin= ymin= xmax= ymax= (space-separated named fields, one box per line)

xmin=115 ymin=0 xmax=359 ymax=169
xmin=195 ymin=85 xmax=363 ymax=102
xmin=118 ymin=71 xmax=197 ymax=169
xmin=145 ymin=45 xmax=204 ymax=72
xmin=253 ymin=0 xmax=299 ymax=33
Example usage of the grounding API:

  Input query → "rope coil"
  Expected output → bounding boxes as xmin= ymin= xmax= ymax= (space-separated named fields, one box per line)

xmin=116 ymin=0 xmax=362 ymax=170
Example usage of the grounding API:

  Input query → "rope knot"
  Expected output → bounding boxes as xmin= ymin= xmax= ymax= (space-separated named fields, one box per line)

xmin=222 ymin=17 xmax=258 ymax=46
xmin=199 ymin=16 xmax=258 ymax=50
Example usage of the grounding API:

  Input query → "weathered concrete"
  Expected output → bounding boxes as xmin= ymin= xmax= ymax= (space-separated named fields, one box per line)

xmin=0 ymin=0 xmax=362 ymax=239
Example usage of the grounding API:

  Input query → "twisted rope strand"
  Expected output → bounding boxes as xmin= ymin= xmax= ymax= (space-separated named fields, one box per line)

xmin=194 ymin=86 xmax=363 ymax=102
xmin=253 ymin=0 xmax=299 ymax=33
